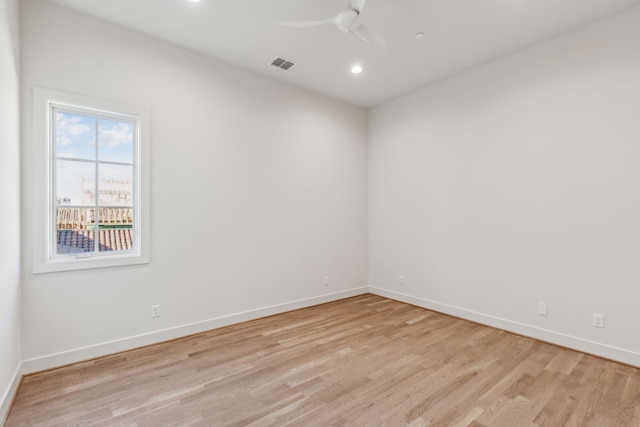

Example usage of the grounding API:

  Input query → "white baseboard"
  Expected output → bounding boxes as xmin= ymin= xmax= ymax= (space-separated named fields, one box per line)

xmin=17 ymin=285 xmax=640 ymax=380
xmin=369 ymin=287 xmax=640 ymax=368
xmin=0 ymin=362 xmax=22 ymax=426
xmin=21 ymin=287 xmax=368 ymax=375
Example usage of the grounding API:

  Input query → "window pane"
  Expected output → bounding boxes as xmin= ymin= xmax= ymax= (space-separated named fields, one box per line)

xmin=97 ymin=225 xmax=135 ymax=253
xmin=98 ymin=165 xmax=134 ymax=207
xmin=56 ymin=160 xmax=95 ymax=206
xmin=55 ymin=111 xmax=96 ymax=160
xmin=96 ymin=208 xmax=134 ymax=253
xmin=98 ymin=118 xmax=134 ymax=164
xmin=56 ymin=208 xmax=96 ymax=254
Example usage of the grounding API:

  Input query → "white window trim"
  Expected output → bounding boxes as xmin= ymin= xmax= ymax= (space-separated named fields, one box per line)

xmin=32 ymin=87 xmax=150 ymax=273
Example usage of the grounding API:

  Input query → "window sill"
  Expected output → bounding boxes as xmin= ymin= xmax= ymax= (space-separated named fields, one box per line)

xmin=34 ymin=252 xmax=150 ymax=274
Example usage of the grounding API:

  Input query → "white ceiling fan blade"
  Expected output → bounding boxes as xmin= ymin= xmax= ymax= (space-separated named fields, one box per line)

xmin=280 ymin=12 xmax=344 ymax=29
xmin=279 ymin=19 xmax=330 ymax=29
xmin=352 ymin=25 xmax=386 ymax=52
xmin=349 ymin=0 xmax=367 ymax=13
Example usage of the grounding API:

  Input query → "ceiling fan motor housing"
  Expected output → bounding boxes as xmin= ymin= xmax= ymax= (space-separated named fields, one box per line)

xmin=335 ymin=9 xmax=360 ymax=32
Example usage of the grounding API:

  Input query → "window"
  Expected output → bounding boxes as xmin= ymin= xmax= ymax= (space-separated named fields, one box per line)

xmin=33 ymin=88 xmax=149 ymax=273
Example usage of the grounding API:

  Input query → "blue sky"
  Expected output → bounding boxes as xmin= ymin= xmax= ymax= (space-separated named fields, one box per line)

xmin=56 ymin=110 xmax=135 ymax=206
xmin=55 ymin=110 xmax=134 ymax=163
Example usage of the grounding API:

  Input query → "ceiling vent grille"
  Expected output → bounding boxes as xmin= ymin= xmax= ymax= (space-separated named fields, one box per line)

xmin=271 ymin=57 xmax=295 ymax=71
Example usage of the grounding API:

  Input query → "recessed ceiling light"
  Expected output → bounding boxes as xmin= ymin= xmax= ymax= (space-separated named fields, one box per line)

xmin=189 ymin=0 xmax=201 ymax=3
xmin=415 ymin=32 xmax=424 ymax=39
xmin=351 ymin=65 xmax=363 ymax=74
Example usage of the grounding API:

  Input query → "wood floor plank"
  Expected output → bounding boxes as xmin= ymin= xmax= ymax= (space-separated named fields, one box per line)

xmin=5 ymin=295 xmax=640 ymax=426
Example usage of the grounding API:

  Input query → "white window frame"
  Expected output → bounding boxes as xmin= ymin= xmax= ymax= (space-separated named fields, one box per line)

xmin=32 ymin=87 xmax=150 ymax=273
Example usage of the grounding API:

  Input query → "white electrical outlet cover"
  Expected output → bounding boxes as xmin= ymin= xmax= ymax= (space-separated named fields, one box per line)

xmin=593 ymin=314 xmax=604 ymax=328
xmin=537 ymin=303 xmax=548 ymax=316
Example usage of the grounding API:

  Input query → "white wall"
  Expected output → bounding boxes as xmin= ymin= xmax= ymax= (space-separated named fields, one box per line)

xmin=18 ymin=0 xmax=640 ymax=377
xmin=0 ymin=0 xmax=22 ymax=420
xmin=21 ymin=0 xmax=368 ymax=370
xmin=369 ymin=6 xmax=640 ymax=365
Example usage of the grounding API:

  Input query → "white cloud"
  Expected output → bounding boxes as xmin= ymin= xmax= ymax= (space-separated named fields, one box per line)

xmin=56 ymin=113 xmax=92 ymax=147
xmin=99 ymin=123 xmax=133 ymax=148
xmin=57 ymin=152 xmax=77 ymax=158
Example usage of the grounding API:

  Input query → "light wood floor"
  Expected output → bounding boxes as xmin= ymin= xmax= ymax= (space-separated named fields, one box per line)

xmin=5 ymin=295 xmax=640 ymax=426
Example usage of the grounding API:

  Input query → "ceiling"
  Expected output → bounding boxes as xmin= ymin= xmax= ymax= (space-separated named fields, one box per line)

xmin=46 ymin=0 xmax=640 ymax=108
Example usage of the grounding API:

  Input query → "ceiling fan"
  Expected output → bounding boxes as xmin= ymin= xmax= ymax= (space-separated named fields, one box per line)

xmin=279 ymin=0 xmax=386 ymax=52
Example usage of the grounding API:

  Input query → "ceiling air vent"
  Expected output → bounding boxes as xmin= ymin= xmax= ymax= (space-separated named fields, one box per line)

xmin=271 ymin=57 xmax=295 ymax=71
